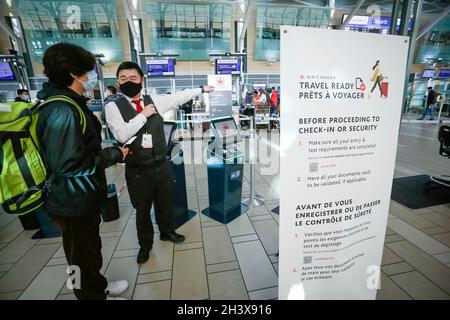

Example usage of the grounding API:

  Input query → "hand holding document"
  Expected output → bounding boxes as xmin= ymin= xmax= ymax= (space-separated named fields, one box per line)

xmin=119 ymin=136 xmax=137 ymax=160
xmin=123 ymin=136 xmax=137 ymax=147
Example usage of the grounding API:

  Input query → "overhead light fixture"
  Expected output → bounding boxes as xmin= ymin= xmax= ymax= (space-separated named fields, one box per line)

xmin=138 ymin=52 xmax=179 ymax=58
xmin=209 ymin=52 xmax=247 ymax=57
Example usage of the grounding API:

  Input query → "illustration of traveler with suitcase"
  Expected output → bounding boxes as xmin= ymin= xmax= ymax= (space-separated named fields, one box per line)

xmin=370 ymin=60 xmax=387 ymax=98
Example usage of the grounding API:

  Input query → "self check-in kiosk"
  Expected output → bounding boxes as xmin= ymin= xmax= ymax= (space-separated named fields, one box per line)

xmin=150 ymin=121 xmax=196 ymax=229
xmin=201 ymin=116 xmax=248 ymax=223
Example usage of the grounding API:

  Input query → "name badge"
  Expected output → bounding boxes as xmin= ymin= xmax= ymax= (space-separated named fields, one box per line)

xmin=142 ymin=133 xmax=153 ymax=149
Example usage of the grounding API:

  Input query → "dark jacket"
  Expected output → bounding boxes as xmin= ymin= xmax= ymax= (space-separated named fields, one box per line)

xmin=36 ymin=82 xmax=122 ymax=217
xmin=427 ymin=90 xmax=437 ymax=106
xmin=180 ymin=99 xmax=193 ymax=114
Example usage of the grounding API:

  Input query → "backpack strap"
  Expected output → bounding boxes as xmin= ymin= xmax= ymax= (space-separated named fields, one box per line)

xmin=36 ymin=95 xmax=87 ymax=134
xmin=31 ymin=95 xmax=87 ymax=193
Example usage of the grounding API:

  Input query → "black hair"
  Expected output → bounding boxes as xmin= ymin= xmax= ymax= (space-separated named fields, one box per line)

xmin=42 ymin=43 xmax=95 ymax=87
xmin=116 ymin=61 xmax=144 ymax=78
xmin=372 ymin=60 xmax=380 ymax=70
xmin=427 ymin=86 xmax=433 ymax=90
xmin=106 ymin=85 xmax=117 ymax=94
xmin=17 ymin=89 xmax=29 ymax=95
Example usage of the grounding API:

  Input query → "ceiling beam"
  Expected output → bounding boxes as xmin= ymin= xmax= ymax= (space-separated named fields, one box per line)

xmin=122 ymin=0 xmax=139 ymax=43
xmin=339 ymin=0 xmax=366 ymax=30
xmin=416 ymin=5 xmax=450 ymax=41
xmin=238 ymin=0 xmax=252 ymax=53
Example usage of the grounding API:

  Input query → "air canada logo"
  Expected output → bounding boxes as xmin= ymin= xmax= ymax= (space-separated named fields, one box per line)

xmin=370 ymin=60 xmax=388 ymax=98
xmin=216 ymin=77 xmax=225 ymax=86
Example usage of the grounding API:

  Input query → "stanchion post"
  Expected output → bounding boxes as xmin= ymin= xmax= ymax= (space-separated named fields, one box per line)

xmin=242 ymin=112 xmax=265 ymax=207
xmin=437 ymin=101 xmax=444 ymax=124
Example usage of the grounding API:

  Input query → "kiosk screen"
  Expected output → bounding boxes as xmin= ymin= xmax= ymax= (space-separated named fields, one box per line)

xmin=212 ymin=117 xmax=242 ymax=146
xmin=0 ymin=62 xmax=16 ymax=81
xmin=164 ymin=121 xmax=176 ymax=146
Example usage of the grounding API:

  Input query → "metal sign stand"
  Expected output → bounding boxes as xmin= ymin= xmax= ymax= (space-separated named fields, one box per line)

xmin=242 ymin=115 xmax=265 ymax=207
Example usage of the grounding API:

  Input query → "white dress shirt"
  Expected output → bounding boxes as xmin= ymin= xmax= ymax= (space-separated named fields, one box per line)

xmin=105 ymin=88 xmax=202 ymax=143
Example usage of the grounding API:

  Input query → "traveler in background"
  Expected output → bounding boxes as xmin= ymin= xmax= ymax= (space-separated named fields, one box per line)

xmin=418 ymin=86 xmax=437 ymax=120
xmin=104 ymin=61 xmax=214 ymax=264
xmin=245 ymin=91 xmax=253 ymax=105
xmin=194 ymin=98 xmax=203 ymax=109
xmin=15 ymin=89 xmax=30 ymax=102
xmin=252 ymin=90 xmax=260 ymax=110
xmin=269 ymin=87 xmax=278 ymax=115
xmin=36 ymin=43 xmax=129 ymax=300
xmin=269 ymin=87 xmax=279 ymax=129
xmin=259 ymin=90 xmax=268 ymax=104
xmin=105 ymin=85 xmax=117 ymax=98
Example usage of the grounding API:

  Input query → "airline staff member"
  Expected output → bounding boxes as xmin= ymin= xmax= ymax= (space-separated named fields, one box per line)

xmin=105 ymin=62 xmax=214 ymax=264
xmin=15 ymin=89 xmax=30 ymax=102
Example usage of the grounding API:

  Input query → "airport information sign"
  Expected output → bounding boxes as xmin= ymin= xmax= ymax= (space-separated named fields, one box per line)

xmin=215 ymin=59 xmax=241 ymax=75
xmin=146 ymin=59 xmax=175 ymax=77
xmin=279 ymin=26 xmax=409 ymax=299
xmin=342 ymin=15 xmax=412 ymax=34
xmin=207 ymin=74 xmax=232 ymax=119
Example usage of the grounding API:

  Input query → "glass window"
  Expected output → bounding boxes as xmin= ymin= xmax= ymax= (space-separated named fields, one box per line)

xmin=146 ymin=2 xmax=231 ymax=60
xmin=415 ymin=17 xmax=450 ymax=64
xmin=17 ymin=0 xmax=124 ymax=61
xmin=255 ymin=6 xmax=331 ymax=61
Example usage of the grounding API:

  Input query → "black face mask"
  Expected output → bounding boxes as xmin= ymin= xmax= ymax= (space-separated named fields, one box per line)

xmin=119 ymin=81 xmax=142 ymax=98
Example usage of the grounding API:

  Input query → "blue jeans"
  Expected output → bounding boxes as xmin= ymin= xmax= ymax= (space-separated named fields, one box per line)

xmin=419 ymin=104 xmax=435 ymax=120
xmin=270 ymin=104 xmax=276 ymax=115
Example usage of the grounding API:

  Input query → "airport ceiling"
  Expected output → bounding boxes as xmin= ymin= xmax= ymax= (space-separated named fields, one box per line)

xmin=156 ymin=0 xmax=449 ymax=14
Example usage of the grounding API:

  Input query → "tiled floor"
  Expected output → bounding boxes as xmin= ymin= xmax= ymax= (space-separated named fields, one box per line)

xmin=0 ymin=122 xmax=449 ymax=300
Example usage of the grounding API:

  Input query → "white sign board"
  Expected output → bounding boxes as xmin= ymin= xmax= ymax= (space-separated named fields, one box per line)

xmin=279 ymin=26 xmax=409 ymax=300
xmin=208 ymin=74 xmax=232 ymax=91
xmin=207 ymin=74 xmax=232 ymax=119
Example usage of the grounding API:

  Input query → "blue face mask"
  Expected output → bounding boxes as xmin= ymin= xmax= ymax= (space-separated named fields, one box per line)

xmin=76 ymin=69 xmax=98 ymax=91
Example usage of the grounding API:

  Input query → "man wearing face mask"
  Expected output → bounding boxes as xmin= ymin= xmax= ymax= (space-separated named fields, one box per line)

xmin=35 ymin=43 xmax=130 ymax=300
xmin=105 ymin=61 xmax=214 ymax=264
xmin=15 ymin=89 xmax=30 ymax=102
